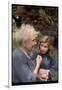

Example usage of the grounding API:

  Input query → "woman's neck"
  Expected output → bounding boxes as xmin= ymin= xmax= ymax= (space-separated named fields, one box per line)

xmin=19 ymin=46 xmax=31 ymax=57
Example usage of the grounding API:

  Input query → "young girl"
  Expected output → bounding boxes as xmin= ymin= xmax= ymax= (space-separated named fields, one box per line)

xmin=31 ymin=35 xmax=57 ymax=81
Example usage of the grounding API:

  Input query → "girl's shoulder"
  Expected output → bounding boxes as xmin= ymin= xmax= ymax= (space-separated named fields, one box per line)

xmin=47 ymin=55 xmax=54 ymax=60
xmin=47 ymin=55 xmax=56 ymax=65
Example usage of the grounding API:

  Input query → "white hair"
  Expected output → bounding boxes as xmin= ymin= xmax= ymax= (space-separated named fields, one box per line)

xmin=15 ymin=23 xmax=37 ymax=46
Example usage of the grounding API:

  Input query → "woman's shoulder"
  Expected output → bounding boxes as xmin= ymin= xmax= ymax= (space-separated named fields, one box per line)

xmin=13 ymin=48 xmax=29 ymax=63
xmin=13 ymin=48 xmax=26 ymax=60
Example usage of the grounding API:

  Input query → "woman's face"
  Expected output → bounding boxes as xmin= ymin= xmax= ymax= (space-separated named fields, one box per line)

xmin=25 ymin=32 xmax=37 ymax=51
xmin=39 ymin=42 xmax=48 ymax=54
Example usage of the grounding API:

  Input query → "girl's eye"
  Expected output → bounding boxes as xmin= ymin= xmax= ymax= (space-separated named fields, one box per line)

xmin=40 ymin=43 xmax=44 ymax=46
xmin=44 ymin=46 xmax=48 ymax=48
xmin=40 ymin=44 xmax=48 ymax=48
xmin=40 ymin=44 xmax=43 ymax=47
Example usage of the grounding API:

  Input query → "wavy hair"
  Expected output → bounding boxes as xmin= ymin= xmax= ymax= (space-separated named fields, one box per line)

xmin=39 ymin=35 xmax=54 ymax=56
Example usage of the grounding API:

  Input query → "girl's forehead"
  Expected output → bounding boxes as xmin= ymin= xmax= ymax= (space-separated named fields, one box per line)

xmin=40 ymin=42 xmax=48 ymax=46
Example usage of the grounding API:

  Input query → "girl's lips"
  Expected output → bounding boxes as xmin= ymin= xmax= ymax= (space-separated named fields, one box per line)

xmin=40 ymin=51 xmax=46 ymax=54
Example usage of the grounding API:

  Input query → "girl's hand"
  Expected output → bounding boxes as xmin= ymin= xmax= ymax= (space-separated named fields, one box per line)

xmin=39 ymin=69 xmax=50 ymax=80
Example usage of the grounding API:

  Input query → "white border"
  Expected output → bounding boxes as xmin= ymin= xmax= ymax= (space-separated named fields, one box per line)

xmin=8 ymin=0 xmax=62 ymax=89
xmin=8 ymin=1 xmax=12 ymax=88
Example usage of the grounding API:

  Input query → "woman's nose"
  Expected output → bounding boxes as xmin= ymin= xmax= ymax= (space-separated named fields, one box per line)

xmin=34 ymin=41 xmax=37 ymax=45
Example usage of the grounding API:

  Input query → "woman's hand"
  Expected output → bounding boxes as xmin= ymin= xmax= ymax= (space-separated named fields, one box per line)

xmin=33 ymin=55 xmax=42 ymax=77
xmin=36 ymin=55 xmax=42 ymax=67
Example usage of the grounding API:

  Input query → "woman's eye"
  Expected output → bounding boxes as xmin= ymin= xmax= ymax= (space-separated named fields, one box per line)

xmin=32 ymin=39 xmax=36 ymax=41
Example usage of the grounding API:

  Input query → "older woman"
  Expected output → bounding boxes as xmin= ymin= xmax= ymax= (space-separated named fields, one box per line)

xmin=12 ymin=24 xmax=42 ymax=84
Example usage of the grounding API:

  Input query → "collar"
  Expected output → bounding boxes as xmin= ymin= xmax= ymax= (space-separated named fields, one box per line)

xmin=20 ymin=47 xmax=31 ymax=59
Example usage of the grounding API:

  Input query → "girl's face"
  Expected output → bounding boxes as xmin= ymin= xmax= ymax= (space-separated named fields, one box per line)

xmin=39 ymin=42 xmax=48 ymax=54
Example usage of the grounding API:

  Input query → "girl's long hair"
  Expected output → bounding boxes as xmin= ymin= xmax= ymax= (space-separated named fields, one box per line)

xmin=39 ymin=35 xmax=54 ymax=56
